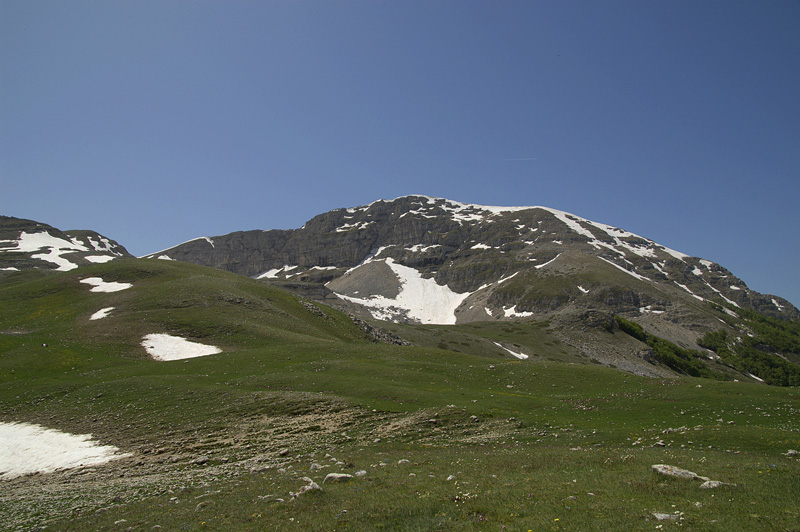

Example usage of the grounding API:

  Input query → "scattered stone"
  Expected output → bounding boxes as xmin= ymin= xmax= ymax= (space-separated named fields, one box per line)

xmin=651 ymin=464 xmax=709 ymax=482
xmin=700 ymin=480 xmax=734 ymax=489
xmin=354 ymin=470 xmax=367 ymax=477
xmin=652 ymin=513 xmax=679 ymax=521
xmin=290 ymin=477 xmax=322 ymax=498
xmin=324 ymin=473 xmax=354 ymax=483
xmin=279 ymin=448 xmax=290 ymax=457
xmin=446 ymin=475 xmax=456 ymax=481
xmin=398 ymin=459 xmax=410 ymax=464
xmin=785 ymin=450 xmax=798 ymax=457
xmin=310 ymin=463 xmax=323 ymax=471
xmin=653 ymin=440 xmax=666 ymax=447
xmin=194 ymin=455 xmax=210 ymax=465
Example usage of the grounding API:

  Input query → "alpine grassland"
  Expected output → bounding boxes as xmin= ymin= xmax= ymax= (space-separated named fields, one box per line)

xmin=1 ymin=260 xmax=799 ymax=531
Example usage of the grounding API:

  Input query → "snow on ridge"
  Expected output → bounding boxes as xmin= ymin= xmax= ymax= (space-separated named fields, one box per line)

xmin=142 ymin=333 xmax=222 ymax=361
xmin=0 ymin=231 xmax=89 ymax=254
xmin=140 ymin=235 xmax=216 ymax=259
xmin=334 ymin=257 xmax=470 ymax=325
xmin=0 ymin=231 xmax=89 ymax=271
xmin=0 ymin=422 xmax=130 ymax=479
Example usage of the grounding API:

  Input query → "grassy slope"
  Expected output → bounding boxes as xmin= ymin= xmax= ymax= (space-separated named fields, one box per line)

xmin=1 ymin=260 xmax=798 ymax=531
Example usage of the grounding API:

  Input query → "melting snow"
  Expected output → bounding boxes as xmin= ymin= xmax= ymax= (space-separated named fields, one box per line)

xmin=578 ymin=285 xmax=590 ymax=294
xmin=674 ymin=282 xmax=705 ymax=301
xmin=257 ymin=265 xmax=299 ymax=279
xmin=407 ymin=244 xmax=441 ymax=253
xmin=80 ymin=277 xmax=133 ymax=293
xmin=157 ymin=255 xmax=174 ymax=261
xmin=597 ymin=257 xmax=650 ymax=282
xmin=335 ymin=258 xmax=470 ymax=325
xmin=142 ymin=333 xmax=222 ymax=361
xmin=493 ymin=342 xmax=529 ymax=360
xmin=772 ymin=299 xmax=785 ymax=310
xmin=535 ymin=253 xmax=561 ymax=270
xmin=85 ymin=255 xmax=115 ymax=264
xmin=471 ymin=243 xmax=492 ymax=250
xmin=497 ymin=271 xmax=520 ymax=284
xmin=0 ymin=422 xmax=129 ymax=479
xmin=503 ymin=305 xmax=533 ymax=318
xmin=90 ymin=307 xmax=115 ymax=320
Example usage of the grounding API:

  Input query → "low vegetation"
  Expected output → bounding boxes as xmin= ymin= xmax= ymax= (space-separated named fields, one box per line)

xmin=1 ymin=260 xmax=799 ymax=531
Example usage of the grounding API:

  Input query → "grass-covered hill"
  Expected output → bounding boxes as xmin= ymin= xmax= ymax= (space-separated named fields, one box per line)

xmin=1 ymin=259 xmax=799 ymax=531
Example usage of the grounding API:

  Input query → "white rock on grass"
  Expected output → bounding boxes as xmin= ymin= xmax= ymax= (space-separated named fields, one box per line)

xmin=651 ymin=464 xmax=709 ymax=481
xmin=290 ymin=477 xmax=322 ymax=498
xmin=323 ymin=473 xmax=354 ymax=483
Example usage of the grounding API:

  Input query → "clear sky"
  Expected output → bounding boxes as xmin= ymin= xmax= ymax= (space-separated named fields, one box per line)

xmin=2 ymin=1 xmax=798 ymax=307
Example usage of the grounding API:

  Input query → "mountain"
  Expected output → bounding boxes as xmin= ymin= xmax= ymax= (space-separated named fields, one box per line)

xmin=143 ymin=195 xmax=798 ymax=338
xmin=0 ymin=215 xmax=131 ymax=273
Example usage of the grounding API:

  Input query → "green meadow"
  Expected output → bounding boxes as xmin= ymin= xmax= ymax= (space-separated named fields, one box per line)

xmin=1 ymin=260 xmax=798 ymax=531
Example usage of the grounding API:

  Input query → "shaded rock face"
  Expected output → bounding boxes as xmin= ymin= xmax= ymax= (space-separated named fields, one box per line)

xmin=0 ymin=216 xmax=131 ymax=272
xmin=145 ymin=195 xmax=798 ymax=329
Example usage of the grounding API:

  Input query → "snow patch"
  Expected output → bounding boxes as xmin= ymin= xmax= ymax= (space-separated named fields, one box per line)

xmin=597 ymin=256 xmax=650 ymax=282
xmin=674 ymin=283 xmax=705 ymax=302
xmin=142 ymin=333 xmax=222 ymax=361
xmin=493 ymin=342 xmax=529 ymax=360
xmin=497 ymin=271 xmax=520 ymax=284
xmin=334 ymin=258 xmax=470 ymax=325
xmin=503 ymin=305 xmax=533 ymax=318
xmin=578 ymin=285 xmax=590 ymax=294
xmin=0 ymin=422 xmax=129 ymax=479
xmin=772 ymin=299 xmax=785 ymax=311
xmin=407 ymin=244 xmax=441 ymax=253
xmin=157 ymin=255 xmax=174 ymax=261
xmin=639 ymin=305 xmax=665 ymax=315
xmin=535 ymin=253 xmax=561 ymax=270
xmin=84 ymin=255 xmax=116 ymax=264
xmin=90 ymin=307 xmax=115 ymax=320
xmin=257 ymin=265 xmax=299 ymax=279
xmin=470 ymin=243 xmax=492 ymax=250
xmin=80 ymin=277 xmax=132 ymax=293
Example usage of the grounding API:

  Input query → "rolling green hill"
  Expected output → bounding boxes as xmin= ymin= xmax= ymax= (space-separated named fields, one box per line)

xmin=1 ymin=259 xmax=799 ymax=531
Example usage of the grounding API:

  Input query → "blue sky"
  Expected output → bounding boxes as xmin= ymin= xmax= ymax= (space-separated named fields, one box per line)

xmin=2 ymin=1 xmax=798 ymax=306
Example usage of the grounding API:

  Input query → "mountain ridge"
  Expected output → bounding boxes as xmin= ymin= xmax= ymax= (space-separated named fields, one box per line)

xmin=141 ymin=195 xmax=798 ymax=326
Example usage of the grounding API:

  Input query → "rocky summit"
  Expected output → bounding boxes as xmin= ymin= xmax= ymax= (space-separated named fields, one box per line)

xmin=145 ymin=195 xmax=797 ymax=337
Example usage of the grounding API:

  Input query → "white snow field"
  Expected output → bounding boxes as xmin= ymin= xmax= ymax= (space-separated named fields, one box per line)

xmin=0 ymin=422 xmax=129 ymax=479
xmin=0 ymin=231 xmax=121 ymax=271
xmin=335 ymin=258 xmax=470 ymax=325
xmin=142 ymin=333 xmax=222 ymax=361
xmin=80 ymin=277 xmax=133 ymax=293
xmin=90 ymin=307 xmax=115 ymax=320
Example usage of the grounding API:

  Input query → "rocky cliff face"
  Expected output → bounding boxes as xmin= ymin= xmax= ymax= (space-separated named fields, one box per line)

xmin=0 ymin=216 xmax=131 ymax=273
xmin=146 ymin=196 xmax=797 ymax=326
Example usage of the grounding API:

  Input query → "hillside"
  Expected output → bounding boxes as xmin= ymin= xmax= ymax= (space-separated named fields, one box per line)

xmin=1 ymin=258 xmax=799 ymax=531
xmin=143 ymin=196 xmax=800 ymax=381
